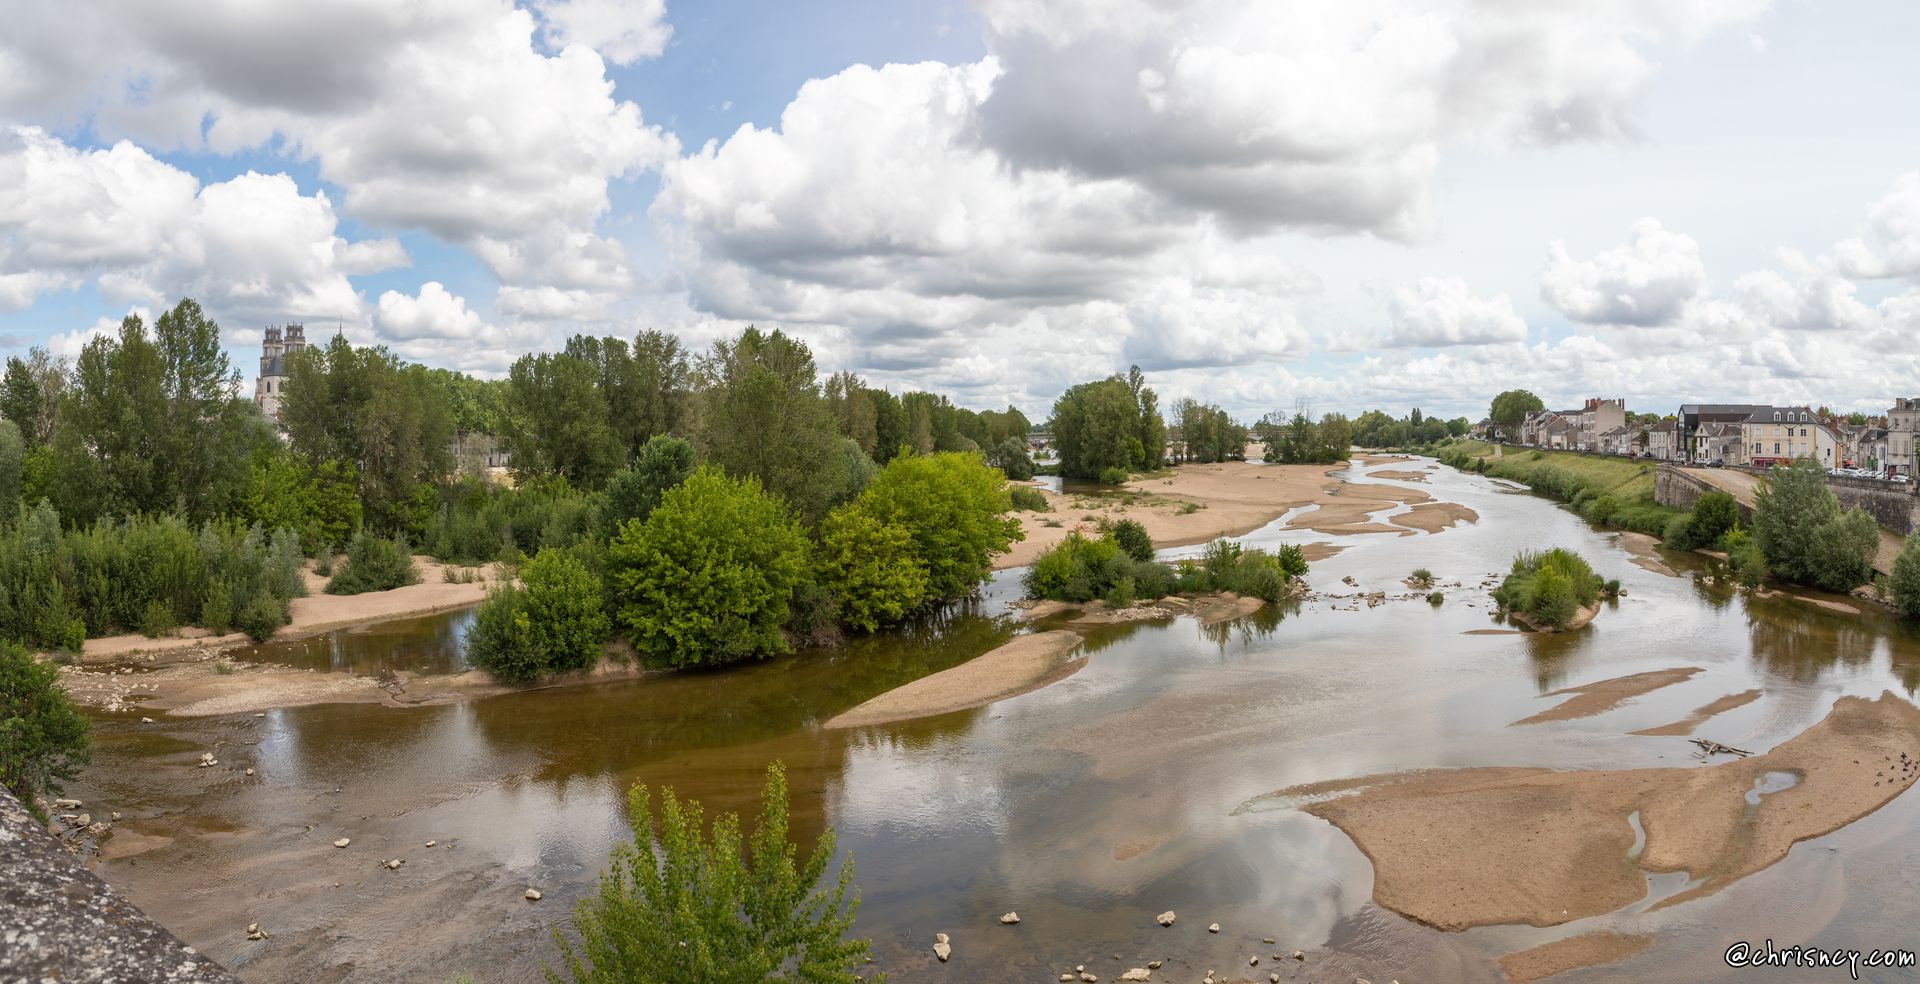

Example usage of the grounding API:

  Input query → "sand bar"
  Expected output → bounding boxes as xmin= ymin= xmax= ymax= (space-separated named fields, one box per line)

xmin=1391 ymin=501 xmax=1479 ymax=533
xmin=1632 ymin=689 xmax=1763 ymax=736
xmin=1499 ymin=933 xmax=1653 ymax=984
xmin=824 ymin=630 xmax=1085 ymax=729
xmin=1512 ymin=667 xmax=1702 ymax=725
xmin=1271 ymin=693 xmax=1920 ymax=931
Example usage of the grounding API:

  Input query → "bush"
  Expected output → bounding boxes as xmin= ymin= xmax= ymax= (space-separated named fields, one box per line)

xmin=467 ymin=548 xmax=610 ymax=684
xmin=1097 ymin=466 xmax=1128 ymax=486
xmin=813 ymin=506 xmax=928 ymax=633
xmin=1892 ymin=537 xmax=1920 ymax=620
xmin=599 ymin=436 xmax=696 ymax=539
xmin=1008 ymin=486 xmax=1049 ymax=512
xmin=0 ymin=641 xmax=91 ymax=822
xmin=546 ymin=762 xmax=874 ymax=984
xmin=609 ymin=468 xmax=810 ymax=668
xmin=326 ymin=532 xmax=420 ymax=595
xmin=1409 ymin=567 xmax=1433 ymax=586
xmin=837 ymin=452 xmax=1022 ymax=603
xmin=236 ymin=588 xmax=287 ymax=642
xmin=1105 ymin=518 xmax=1154 ymax=562
xmin=138 ymin=600 xmax=177 ymax=638
xmin=1493 ymin=548 xmax=1604 ymax=630
xmin=313 ymin=547 xmax=335 ymax=577
xmin=1428 ymin=591 xmax=1444 ymax=606
xmin=199 ymin=581 xmax=233 ymax=636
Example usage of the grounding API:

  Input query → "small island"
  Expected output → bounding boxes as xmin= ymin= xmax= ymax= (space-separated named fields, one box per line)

xmin=1491 ymin=548 xmax=1618 ymax=632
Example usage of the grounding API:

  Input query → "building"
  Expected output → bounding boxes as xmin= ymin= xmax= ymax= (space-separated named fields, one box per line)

xmin=1574 ymin=398 xmax=1626 ymax=451
xmin=1677 ymin=404 xmax=1772 ymax=462
xmin=1598 ymin=425 xmax=1633 ymax=455
xmin=1692 ymin=421 xmax=1742 ymax=464
xmin=254 ymin=323 xmax=307 ymax=421
xmin=1647 ymin=418 xmax=1679 ymax=461
xmin=1739 ymin=406 xmax=1841 ymax=468
xmin=1888 ymin=398 xmax=1920 ymax=478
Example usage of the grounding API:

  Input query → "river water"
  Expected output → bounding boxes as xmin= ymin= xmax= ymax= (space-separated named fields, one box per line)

xmin=69 ymin=458 xmax=1920 ymax=982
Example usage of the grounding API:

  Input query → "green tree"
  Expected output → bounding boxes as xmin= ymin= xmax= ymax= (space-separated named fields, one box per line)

xmin=696 ymin=328 xmax=851 ymax=521
xmin=600 ymin=436 xmax=696 ymax=538
xmin=1489 ymin=390 xmax=1545 ymax=442
xmin=503 ymin=352 xmax=623 ymax=489
xmin=1753 ymin=459 xmax=1878 ymax=592
xmin=467 ymin=548 xmax=610 ymax=683
xmin=844 ymin=452 xmax=1021 ymax=603
xmin=547 ymin=762 xmax=875 ymax=984
xmin=0 ymin=420 xmax=21 ymax=513
xmin=608 ymin=468 xmax=809 ymax=667
xmin=814 ymin=506 xmax=929 ymax=633
xmin=1052 ymin=378 xmax=1143 ymax=479
xmin=1891 ymin=536 xmax=1920 ymax=620
xmin=1 ymin=357 xmax=40 ymax=446
xmin=986 ymin=436 xmax=1035 ymax=481
xmin=0 ymin=641 xmax=91 ymax=822
xmin=245 ymin=451 xmax=362 ymax=551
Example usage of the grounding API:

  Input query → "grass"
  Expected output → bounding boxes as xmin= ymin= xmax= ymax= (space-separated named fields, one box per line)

xmin=212 ymin=659 xmax=236 ymax=675
xmin=1437 ymin=442 xmax=1683 ymax=538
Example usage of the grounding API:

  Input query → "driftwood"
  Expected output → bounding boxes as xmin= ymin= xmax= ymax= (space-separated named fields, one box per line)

xmin=1690 ymin=738 xmax=1753 ymax=757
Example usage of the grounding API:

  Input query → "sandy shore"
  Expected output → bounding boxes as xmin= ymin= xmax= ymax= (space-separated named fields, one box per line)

xmin=1618 ymin=532 xmax=1675 ymax=577
xmin=79 ymin=557 xmax=502 ymax=660
xmin=1499 ymin=933 xmax=1652 ymax=984
xmin=1632 ymin=689 xmax=1763 ymax=737
xmin=998 ymin=458 xmax=1474 ymax=569
xmin=1271 ymin=693 xmax=1920 ymax=931
xmin=1511 ymin=667 xmax=1703 ymax=725
xmin=824 ymin=630 xmax=1084 ymax=729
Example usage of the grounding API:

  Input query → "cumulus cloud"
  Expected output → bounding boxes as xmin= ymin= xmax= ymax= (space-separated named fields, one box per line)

xmin=0 ymin=126 xmax=406 ymax=321
xmin=535 ymin=0 xmax=672 ymax=65
xmin=1730 ymin=251 xmax=1875 ymax=333
xmin=1835 ymin=171 xmax=1920 ymax=279
xmin=1540 ymin=219 xmax=1706 ymax=326
xmin=0 ymin=0 xmax=676 ymax=293
xmin=1384 ymin=276 xmax=1528 ymax=347
xmin=373 ymin=281 xmax=548 ymax=374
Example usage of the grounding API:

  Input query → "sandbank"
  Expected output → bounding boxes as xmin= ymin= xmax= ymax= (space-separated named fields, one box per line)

xmin=1368 ymin=469 xmax=1429 ymax=482
xmin=1272 ymin=693 xmax=1920 ymax=931
xmin=824 ymin=630 xmax=1085 ymax=729
xmin=1499 ymin=933 xmax=1653 ymax=984
xmin=1391 ymin=501 xmax=1478 ymax=533
xmin=1511 ymin=667 xmax=1702 ymax=725
xmin=1631 ymin=689 xmax=1763 ymax=737
xmin=1618 ymin=532 xmax=1676 ymax=577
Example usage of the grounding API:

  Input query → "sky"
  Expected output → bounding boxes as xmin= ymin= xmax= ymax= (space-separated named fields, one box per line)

xmin=5 ymin=0 xmax=1920 ymax=422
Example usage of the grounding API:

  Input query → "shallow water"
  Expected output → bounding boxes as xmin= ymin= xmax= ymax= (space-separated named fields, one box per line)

xmin=72 ymin=457 xmax=1920 ymax=982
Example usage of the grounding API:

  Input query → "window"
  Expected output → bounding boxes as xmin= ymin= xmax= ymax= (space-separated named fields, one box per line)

xmin=1773 ymin=412 xmax=1781 ymax=421
xmin=1774 ymin=443 xmax=1781 ymax=454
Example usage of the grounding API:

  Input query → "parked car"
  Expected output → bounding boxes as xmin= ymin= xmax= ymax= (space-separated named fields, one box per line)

xmin=1707 ymin=458 xmax=1724 ymax=468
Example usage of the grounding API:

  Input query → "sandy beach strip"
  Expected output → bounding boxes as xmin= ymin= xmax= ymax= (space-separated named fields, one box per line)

xmin=1511 ymin=667 xmax=1702 ymax=725
xmin=824 ymin=630 xmax=1085 ymax=729
xmin=1499 ymin=933 xmax=1653 ymax=984
xmin=1391 ymin=501 xmax=1479 ymax=533
xmin=1270 ymin=693 xmax=1920 ymax=932
xmin=1631 ymin=689 xmax=1763 ymax=736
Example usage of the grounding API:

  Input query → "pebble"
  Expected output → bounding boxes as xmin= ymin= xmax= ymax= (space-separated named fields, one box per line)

xmin=254 ymin=712 xmax=266 ymax=718
xmin=1120 ymin=970 xmax=1152 ymax=982
xmin=384 ymin=859 xmax=403 ymax=870
xmin=334 ymin=838 xmax=350 ymax=848
xmin=1293 ymin=950 xmax=1306 ymax=960
xmin=525 ymin=888 xmax=542 ymax=901
xmin=1156 ymin=911 xmax=1176 ymax=927
xmin=141 ymin=717 xmax=153 ymax=723
xmin=1209 ymin=923 xmax=1221 ymax=933
xmin=1060 ymin=976 xmax=1074 ymax=983
xmin=1250 ymin=956 xmax=1260 ymax=966
xmin=1263 ymin=937 xmax=1276 ymax=944
xmin=1000 ymin=911 xmax=1019 ymax=925
xmin=245 ymin=768 xmax=254 ymax=777
xmin=932 ymin=932 xmax=951 ymax=962
xmin=425 ymin=840 xmax=436 ymax=848
xmin=1078 ymin=974 xmax=1096 ymax=983
xmin=1147 ymin=961 xmax=1161 ymax=969
xmin=1270 ymin=976 xmax=1279 ymax=984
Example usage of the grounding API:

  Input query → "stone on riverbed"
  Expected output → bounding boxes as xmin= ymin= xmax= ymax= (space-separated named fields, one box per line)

xmin=1209 ymin=922 xmax=1220 ymax=933
xmin=1156 ymin=911 xmax=1176 ymax=926
xmin=525 ymin=888 xmax=542 ymax=901
xmin=1000 ymin=911 xmax=1019 ymax=924
xmin=932 ymin=932 xmax=951 ymax=961
xmin=1120 ymin=970 xmax=1151 ymax=982
xmin=333 ymin=838 xmax=350 ymax=848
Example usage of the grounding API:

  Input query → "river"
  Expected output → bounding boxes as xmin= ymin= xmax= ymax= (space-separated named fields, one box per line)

xmin=67 ymin=457 xmax=1920 ymax=982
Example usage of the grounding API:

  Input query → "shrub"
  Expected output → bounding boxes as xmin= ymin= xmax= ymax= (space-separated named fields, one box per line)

xmin=599 ymin=436 xmax=696 ymax=539
xmin=313 ymin=547 xmax=335 ymax=577
xmin=1410 ymin=568 xmax=1433 ymax=585
xmin=1097 ymin=466 xmax=1128 ymax=486
xmin=468 ymin=548 xmax=610 ymax=683
xmin=326 ymin=532 xmax=420 ymax=595
xmin=1008 ymin=486 xmax=1050 ymax=512
xmin=786 ymin=582 xmax=843 ymax=648
xmin=609 ymin=468 xmax=810 ymax=668
xmin=1105 ymin=518 xmax=1154 ymax=562
xmin=1493 ymin=548 xmax=1604 ymax=630
xmin=0 ymin=641 xmax=90 ymax=822
xmin=1428 ymin=591 xmax=1444 ymax=606
xmin=813 ymin=506 xmax=928 ymax=633
xmin=199 ymin=581 xmax=233 ymax=636
xmin=1892 ymin=537 xmax=1920 ymax=620
xmin=138 ymin=600 xmax=177 ymax=638
xmin=1106 ymin=574 xmax=1137 ymax=608
xmin=545 ymin=762 xmax=875 ymax=984
xmin=236 ymin=588 xmax=287 ymax=642
xmin=840 ymin=452 xmax=1023 ymax=604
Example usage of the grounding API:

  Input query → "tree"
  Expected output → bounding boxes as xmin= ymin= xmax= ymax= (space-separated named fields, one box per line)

xmin=1 ymin=358 xmax=40 ymax=446
xmin=1050 ymin=371 xmax=1168 ymax=479
xmin=546 ymin=762 xmax=875 ymax=984
xmin=0 ymin=641 xmax=91 ymax=822
xmin=1892 ymin=537 xmax=1920 ymax=620
xmin=986 ymin=436 xmax=1035 ymax=481
xmin=600 ymin=436 xmax=696 ymax=538
xmin=282 ymin=336 xmax=453 ymax=534
xmin=503 ymin=352 xmax=623 ymax=489
xmin=0 ymin=420 xmax=20 ymax=512
xmin=608 ymin=468 xmax=810 ymax=667
xmin=245 ymin=451 xmax=362 ymax=552
xmin=814 ymin=506 xmax=929 ymax=633
xmin=1489 ymin=390 xmax=1545 ymax=441
xmin=1752 ymin=459 xmax=1877 ymax=592
xmin=841 ymin=452 xmax=1021 ymax=603
xmin=696 ymin=328 xmax=852 ymax=522
xmin=467 ymin=548 xmax=610 ymax=683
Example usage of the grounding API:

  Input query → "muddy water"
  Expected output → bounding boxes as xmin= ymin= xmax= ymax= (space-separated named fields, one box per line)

xmin=69 ymin=458 xmax=1920 ymax=983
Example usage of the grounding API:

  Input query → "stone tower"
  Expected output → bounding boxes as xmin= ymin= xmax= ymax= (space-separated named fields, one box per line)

xmin=254 ymin=323 xmax=307 ymax=422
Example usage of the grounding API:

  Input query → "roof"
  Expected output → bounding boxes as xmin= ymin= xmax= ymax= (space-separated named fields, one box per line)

xmin=1650 ymin=419 xmax=1677 ymax=433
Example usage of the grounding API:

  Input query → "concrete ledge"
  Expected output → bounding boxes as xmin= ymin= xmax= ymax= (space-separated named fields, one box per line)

xmin=0 ymin=786 xmax=237 ymax=983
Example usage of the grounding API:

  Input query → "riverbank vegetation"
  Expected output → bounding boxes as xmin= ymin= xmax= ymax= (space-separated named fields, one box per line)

xmin=1493 ymin=548 xmax=1612 ymax=631
xmin=1049 ymin=367 xmax=1168 ymax=482
xmin=547 ymin=762 xmax=875 ymax=984
xmin=1024 ymin=525 xmax=1308 ymax=606
xmin=1256 ymin=411 xmax=1353 ymax=464
xmin=1752 ymin=459 xmax=1878 ymax=593
xmin=0 ymin=640 xmax=90 ymax=822
xmin=1437 ymin=442 xmax=1684 ymax=537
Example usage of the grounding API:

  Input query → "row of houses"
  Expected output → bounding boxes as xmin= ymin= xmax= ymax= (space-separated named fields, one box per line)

xmin=1512 ymin=399 xmax=1920 ymax=477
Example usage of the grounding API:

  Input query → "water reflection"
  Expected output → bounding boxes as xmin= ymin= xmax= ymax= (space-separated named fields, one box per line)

xmin=231 ymin=607 xmax=477 ymax=675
